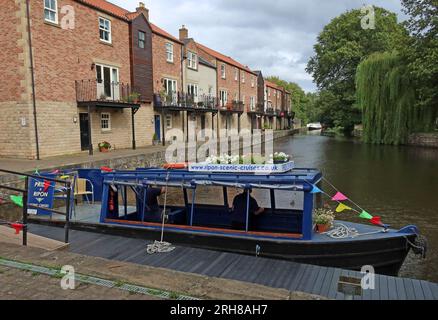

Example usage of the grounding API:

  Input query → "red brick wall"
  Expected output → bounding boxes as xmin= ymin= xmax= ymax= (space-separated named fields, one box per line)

xmin=0 ymin=0 xmax=21 ymax=102
xmin=30 ymin=0 xmax=131 ymax=102
xmin=240 ymin=70 xmax=258 ymax=110
xmin=152 ymin=34 xmax=182 ymax=93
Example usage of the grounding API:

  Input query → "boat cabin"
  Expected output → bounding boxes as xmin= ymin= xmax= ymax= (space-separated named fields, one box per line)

xmin=100 ymin=168 xmax=322 ymax=240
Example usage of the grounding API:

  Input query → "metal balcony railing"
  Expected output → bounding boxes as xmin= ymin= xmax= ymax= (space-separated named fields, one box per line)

xmin=218 ymin=100 xmax=244 ymax=113
xmin=75 ymin=79 xmax=139 ymax=104
xmin=154 ymin=92 xmax=218 ymax=110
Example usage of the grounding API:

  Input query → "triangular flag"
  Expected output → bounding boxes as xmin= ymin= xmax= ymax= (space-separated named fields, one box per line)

xmin=43 ymin=180 xmax=51 ymax=192
xmin=34 ymin=169 xmax=40 ymax=175
xmin=60 ymin=175 xmax=70 ymax=180
xmin=51 ymin=169 xmax=60 ymax=174
xmin=310 ymin=185 xmax=322 ymax=194
xmin=336 ymin=203 xmax=352 ymax=213
xmin=10 ymin=195 xmax=23 ymax=208
xmin=371 ymin=216 xmax=384 ymax=226
xmin=359 ymin=210 xmax=373 ymax=220
xmin=101 ymin=166 xmax=113 ymax=172
xmin=332 ymin=192 xmax=348 ymax=202
xmin=10 ymin=223 xmax=24 ymax=235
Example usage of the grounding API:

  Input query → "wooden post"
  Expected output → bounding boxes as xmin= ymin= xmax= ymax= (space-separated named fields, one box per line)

xmin=22 ymin=177 xmax=29 ymax=246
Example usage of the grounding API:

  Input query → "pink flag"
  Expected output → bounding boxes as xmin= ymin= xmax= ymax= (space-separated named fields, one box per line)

xmin=332 ymin=192 xmax=348 ymax=202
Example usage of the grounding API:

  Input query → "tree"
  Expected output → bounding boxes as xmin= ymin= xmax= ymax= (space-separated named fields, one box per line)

xmin=306 ymin=7 xmax=409 ymax=132
xmin=401 ymin=0 xmax=437 ymax=130
xmin=357 ymin=51 xmax=416 ymax=145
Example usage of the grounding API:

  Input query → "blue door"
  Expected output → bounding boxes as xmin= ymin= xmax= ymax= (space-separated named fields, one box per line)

xmin=154 ymin=115 xmax=161 ymax=141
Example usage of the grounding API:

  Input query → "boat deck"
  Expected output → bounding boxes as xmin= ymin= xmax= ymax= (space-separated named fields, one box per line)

xmin=28 ymin=223 xmax=438 ymax=300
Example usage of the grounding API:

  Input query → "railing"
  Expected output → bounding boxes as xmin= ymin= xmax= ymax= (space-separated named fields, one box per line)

xmin=265 ymin=107 xmax=275 ymax=115
xmin=218 ymin=100 xmax=244 ymax=113
xmin=75 ymin=79 xmax=139 ymax=103
xmin=247 ymin=103 xmax=264 ymax=114
xmin=154 ymin=92 xmax=218 ymax=110
xmin=0 ymin=169 xmax=73 ymax=245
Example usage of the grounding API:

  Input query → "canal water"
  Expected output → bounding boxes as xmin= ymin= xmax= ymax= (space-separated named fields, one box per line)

xmin=273 ymin=132 xmax=438 ymax=282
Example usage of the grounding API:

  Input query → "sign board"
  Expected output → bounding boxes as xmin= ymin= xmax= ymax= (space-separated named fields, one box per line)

xmin=188 ymin=161 xmax=295 ymax=174
xmin=27 ymin=177 xmax=55 ymax=216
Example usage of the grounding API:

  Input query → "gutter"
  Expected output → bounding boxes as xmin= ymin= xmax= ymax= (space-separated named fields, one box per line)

xmin=25 ymin=0 xmax=40 ymax=160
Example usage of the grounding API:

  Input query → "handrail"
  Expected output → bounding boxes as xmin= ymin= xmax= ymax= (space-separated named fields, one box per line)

xmin=0 ymin=168 xmax=73 ymax=245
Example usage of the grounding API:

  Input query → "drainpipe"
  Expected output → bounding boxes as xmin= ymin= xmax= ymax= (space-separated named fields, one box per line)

xmin=26 ymin=0 xmax=40 ymax=160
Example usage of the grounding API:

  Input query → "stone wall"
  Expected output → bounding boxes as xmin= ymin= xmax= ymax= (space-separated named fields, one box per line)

xmin=408 ymin=133 xmax=438 ymax=148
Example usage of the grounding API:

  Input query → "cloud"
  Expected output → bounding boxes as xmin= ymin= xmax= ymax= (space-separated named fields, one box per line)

xmin=110 ymin=0 xmax=405 ymax=92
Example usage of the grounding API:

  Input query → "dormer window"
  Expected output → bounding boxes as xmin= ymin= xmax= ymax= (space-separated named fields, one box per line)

xmin=138 ymin=31 xmax=145 ymax=49
xmin=99 ymin=17 xmax=111 ymax=43
xmin=44 ymin=0 xmax=58 ymax=24
xmin=187 ymin=51 xmax=197 ymax=69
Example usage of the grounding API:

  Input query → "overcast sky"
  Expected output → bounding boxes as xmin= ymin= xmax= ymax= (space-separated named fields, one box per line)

xmin=111 ymin=0 xmax=406 ymax=92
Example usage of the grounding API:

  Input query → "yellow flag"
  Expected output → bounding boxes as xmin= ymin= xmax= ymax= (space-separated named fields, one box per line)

xmin=336 ymin=203 xmax=352 ymax=213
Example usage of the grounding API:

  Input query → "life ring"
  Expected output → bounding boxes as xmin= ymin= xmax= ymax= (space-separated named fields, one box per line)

xmin=162 ymin=163 xmax=188 ymax=170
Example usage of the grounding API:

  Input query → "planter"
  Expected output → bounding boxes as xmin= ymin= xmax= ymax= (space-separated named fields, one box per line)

xmin=273 ymin=159 xmax=289 ymax=164
xmin=316 ymin=224 xmax=331 ymax=234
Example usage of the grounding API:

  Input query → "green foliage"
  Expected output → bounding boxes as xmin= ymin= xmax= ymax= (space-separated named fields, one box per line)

xmin=306 ymin=7 xmax=409 ymax=132
xmin=357 ymin=51 xmax=417 ymax=145
xmin=401 ymin=0 xmax=437 ymax=126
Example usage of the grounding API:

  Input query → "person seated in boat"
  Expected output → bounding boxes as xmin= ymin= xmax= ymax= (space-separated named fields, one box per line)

xmin=145 ymin=187 xmax=166 ymax=213
xmin=231 ymin=190 xmax=265 ymax=230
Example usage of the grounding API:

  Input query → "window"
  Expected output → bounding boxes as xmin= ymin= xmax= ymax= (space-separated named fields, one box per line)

xmin=187 ymin=84 xmax=198 ymax=98
xmin=250 ymin=96 xmax=255 ymax=108
xmin=96 ymin=64 xmax=119 ymax=100
xmin=44 ymin=0 xmax=58 ymax=23
xmin=187 ymin=51 xmax=197 ymax=69
xmin=251 ymin=76 xmax=255 ymax=88
xmin=242 ymin=72 xmax=245 ymax=84
xmin=234 ymin=68 xmax=238 ymax=81
xmin=101 ymin=113 xmax=111 ymax=131
xmin=99 ymin=17 xmax=111 ymax=43
xmin=268 ymin=89 xmax=271 ymax=97
xmin=242 ymin=95 xmax=245 ymax=104
xmin=221 ymin=64 xmax=226 ymax=79
xmin=166 ymin=42 xmax=174 ymax=62
xmin=166 ymin=115 xmax=173 ymax=129
xmin=138 ymin=31 xmax=145 ymax=49
xmin=219 ymin=90 xmax=227 ymax=105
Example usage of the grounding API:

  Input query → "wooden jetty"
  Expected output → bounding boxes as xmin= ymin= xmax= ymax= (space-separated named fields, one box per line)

xmin=28 ymin=223 xmax=438 ymax=300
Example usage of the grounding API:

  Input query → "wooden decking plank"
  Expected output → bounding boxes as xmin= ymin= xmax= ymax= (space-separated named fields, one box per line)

xmin=429 ymin=283 xmax=438 ymax=300
xmin=327 ymin=268 xmax=342 ymax=299
xmin=311 ymin=266 xmax=328 ymax=295
xmin=379 ymin=274 xmax=389 ymax=300
xmin=411 ymin=279 xmax=425 ymax=300
xmin=303 ymin=265 xmax=324 ymax=294
xmin=370 ymin=273 xmax=380 ymax=300
xmin=420 ymin=281 xmax=434 ymax=300
xmin=287 ymin=264 xmax=307 ymax=291
xmin=294 ymin=264 xmax=315 ymax=292
xmin=394 ymin=277 xmax=407 ymax=300
xmin=403 ymin=278 xmax=416 ymax=300
xmin=319 ymin=267 xmax=335 ymax=298
xmin=271 ymin=261 xmax=299 ymax=289
xmin=387 ymin=276 xmax=398 ymax=300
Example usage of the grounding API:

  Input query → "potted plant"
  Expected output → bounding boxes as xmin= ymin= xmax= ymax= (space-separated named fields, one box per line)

xmin=98 ymin=141 xmax=111 ymax=153
xmin=128 ymin=92 xmax=141 ymax=103
xmin=152 ymin=133 xmax=160 ymax=146
xmin=313 ymin=208 xmax=335 ymax=233
xmin=99 ymin=93 xmax=107 ymax=100
xmin=272 ymin=152 xmax=290 ymax=164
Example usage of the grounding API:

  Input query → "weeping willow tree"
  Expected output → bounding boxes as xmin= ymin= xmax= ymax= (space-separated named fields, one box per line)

xmin=357 ymin=51 xmax=416 ymax=145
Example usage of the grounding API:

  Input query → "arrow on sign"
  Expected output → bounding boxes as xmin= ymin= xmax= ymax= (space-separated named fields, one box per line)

xmin=36 ymin=198 xmax=44 ymax=203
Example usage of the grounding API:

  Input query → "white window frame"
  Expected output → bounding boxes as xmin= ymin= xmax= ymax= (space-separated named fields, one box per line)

xmin=101 ymin=113 xmax=111 ymax=131
xmin=166 ymin=42 xmax=174 ymax=63
xmin=221 ymin=64 xmax=226 ymax=79
xmin=44 ymin=0 xmax=58 ymax=24
xmin=250 ymin=96 xmax=255 ymax=108
xmin=165 ymin=115 xmax=173 ymax=129
xmin=242 ymin=72 xmax=245 ymax=84
xmin=187 ymin=51 xmax=197 ymax=70
xmin=251 ymin=76 xmax=255 ymax=88
xmin=234 ymin=68 xmax=238 ymax=81
xmin=219 ymin=90 xmax=228 ymax=105
xmin=99 ymin=17 xmax=112 ymax=44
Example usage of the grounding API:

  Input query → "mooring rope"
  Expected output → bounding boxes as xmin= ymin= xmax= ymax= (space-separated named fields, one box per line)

xmin=146 ymin=171 xmax=175 ymax=255
xmin=323 ymin=223 xmax=386 ymax=239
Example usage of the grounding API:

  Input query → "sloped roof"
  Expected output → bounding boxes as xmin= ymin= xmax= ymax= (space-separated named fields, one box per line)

xmin=265 ymin=80 xmax=284 ymax=91
xmin=77 ymin=0 xmax=182 ymax=44
xmin=198 ymin=56 xmax=216 ymax=69
xmin=196 ymin=42 xmax=256 ymax=75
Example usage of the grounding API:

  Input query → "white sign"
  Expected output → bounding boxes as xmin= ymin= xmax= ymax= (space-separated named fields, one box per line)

xmin=188 ymin=161 xmax=295 ymax=174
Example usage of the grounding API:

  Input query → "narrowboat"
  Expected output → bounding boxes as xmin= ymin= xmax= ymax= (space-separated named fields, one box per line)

xmin=98 ymin=167 xmax=424 ymax=276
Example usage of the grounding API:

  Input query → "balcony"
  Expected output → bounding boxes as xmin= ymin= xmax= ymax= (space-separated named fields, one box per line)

xmin=153 ymin=92 xmax=218 ymax=112
xmin=247 ymin=103 xmax=264 ymax=115
xmin=75 ymin=79 xmax=140 ymax=108
xmin=218 ymin=100 xmax=244 ymax=114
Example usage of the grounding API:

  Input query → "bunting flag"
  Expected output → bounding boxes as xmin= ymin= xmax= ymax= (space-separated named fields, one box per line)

xmin=371 ymin=216 xmax=383 ymax=226
xmin=101 ymin=166 xmax=113 ymax=172
xmin=336 ymin=203 xmax=352 ymax=213
xmin=51 ymin=169 xmax=60 ymax=174
xmin=10 ymin=223 xmax=24 ymax=235
xmin=332 ymin=192 xmax=348 ymax=202
xmin=34 ymin=169 xmax=40 ymax=175
xmin=310 ymin=185 xmax=322 ymax=194
xmin=10 ymin=195 xmax=23 ymax=208
xmin=43 ymin=180 xmax=51 ymax=192
xmin=359 ymin=210 xmax=373 ymax=220
xmin=60 ymin=175 xmax=70 ymax=180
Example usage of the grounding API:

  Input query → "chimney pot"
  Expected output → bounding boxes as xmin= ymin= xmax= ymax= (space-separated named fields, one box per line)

xmin=136 ymin=2 xmax=149 ymax=20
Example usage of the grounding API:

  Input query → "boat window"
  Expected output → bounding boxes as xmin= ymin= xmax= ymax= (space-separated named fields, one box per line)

xmin=157 ymin=187 xmax=186 ymax=207
xmin=274 ymin=190 xmax=304 ymax=211
xmin=187 ymin=186 xmax=224 ymax=206
xmin=251 ymin=189 xmax=271 ymax=208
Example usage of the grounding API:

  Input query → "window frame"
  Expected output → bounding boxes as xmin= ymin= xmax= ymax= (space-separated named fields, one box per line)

xmin=234 ymin=68 xmax=238 ymax=81
xmin=44 ymin=0 xmax=58 ymax=24
xmin=165 ymin=114 xmax=173 ymax=129
xmin=219 ymin=90 xmax=228 ymax=105
xmin=221 ymin=64 xmax=226 ymax=79
xmin=101 ymin=112 xmax=111 ymax=132
xmin=138 ymin=31 xmax=146 ymax=49
xmin=99 ymin=17 xmax=112 ymax=44
xmin=242 ymin=72 xmax=245 ymax=84
xmin=187 ymin=51 xmax=198 ymax=70
xmin=166 ymin=42 xmax=174 ymax=63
